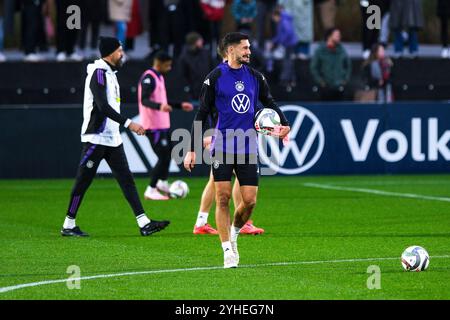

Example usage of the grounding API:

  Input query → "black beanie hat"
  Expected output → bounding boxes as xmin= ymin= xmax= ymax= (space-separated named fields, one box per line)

xmin=99 ymin=37 xmax=121 ymax=58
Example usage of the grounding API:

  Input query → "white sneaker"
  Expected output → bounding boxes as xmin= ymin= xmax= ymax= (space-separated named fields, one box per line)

xmin=441 ymin=48 xmax=449 ymax=59
xmin=56 ymin=52 xmax=67 ymax=62
xmin=156 ymin=180 xmax=170 ymax=194
xmin=231 ymin=241 xmax=239 ymax=265
xmin=224 ymin=250 xmax=238 ymax=269
xmin=69 ymin=52 xmax=83 ymax=61
xmin=0 ymin=52 xmax=6 ymax=62
xmin=144 ymin=186 xmax=169 ymax=200
xmin=24 ymin=53 xmax=42 ymax=62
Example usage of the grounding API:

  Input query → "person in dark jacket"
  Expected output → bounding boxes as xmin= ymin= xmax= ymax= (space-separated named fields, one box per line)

xmin=360 ymin=0 xmax=390 ymax=59
xmin=389 ymin=0 xmax=424 ymax=58
xmin=310 ymin=27 xmax=352 ymax=101
xmin=437 ymin=0 xmax=450 ymax=58
xmin=255 ymin=0 xmax=277 ymax=51
xmin=78 ymin=0 xmax=105 ymax=56
xmin=21 ymin=0 xmax=46 ymax=62
xmin=178 ymin=32 xmax=214 ymax=100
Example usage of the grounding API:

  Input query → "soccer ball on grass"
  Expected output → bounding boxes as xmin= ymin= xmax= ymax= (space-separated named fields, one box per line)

xmin=401 ymin=246 xmax=429 ymax=272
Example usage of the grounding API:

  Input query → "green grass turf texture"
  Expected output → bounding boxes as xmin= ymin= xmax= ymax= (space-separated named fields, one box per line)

xmin=0 ymin=175 xmax=449 ymax=300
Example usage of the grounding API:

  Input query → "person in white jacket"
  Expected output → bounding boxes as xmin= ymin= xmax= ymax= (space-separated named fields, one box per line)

xmin=61 ymin=37 xmax=170 ymax=237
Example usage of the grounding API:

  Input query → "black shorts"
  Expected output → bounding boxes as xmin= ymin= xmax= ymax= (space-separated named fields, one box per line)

xmin=211 ymin=152 xmax=259 ymax=186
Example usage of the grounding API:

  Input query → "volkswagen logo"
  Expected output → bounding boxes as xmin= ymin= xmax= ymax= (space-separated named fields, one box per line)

xmin=258 ymin=105 xmax=325 ymax=174
xmin=231 ymin=94 xmax=251 ymax=114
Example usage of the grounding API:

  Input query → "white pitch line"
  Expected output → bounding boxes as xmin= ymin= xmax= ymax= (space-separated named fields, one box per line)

xmin=1 ymin=255 xmax=450 ymax=294
xmin=319 ymin=180 xmax=450 ymax=186
xmin=303 ymin=183 xmax=450 ymax=203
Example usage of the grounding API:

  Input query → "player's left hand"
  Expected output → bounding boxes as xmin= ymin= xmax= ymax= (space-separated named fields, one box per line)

xmin=182 ymin=102 xmax=194 ymax=112
xmin=271 ymin=125 xmax=290 ymax=140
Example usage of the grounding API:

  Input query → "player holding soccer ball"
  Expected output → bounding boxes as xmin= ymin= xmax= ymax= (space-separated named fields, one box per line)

xmin=184 ymin=32 xmax=290 ymax=268
xmin=193 ymin=42 xmax=265 ymax=236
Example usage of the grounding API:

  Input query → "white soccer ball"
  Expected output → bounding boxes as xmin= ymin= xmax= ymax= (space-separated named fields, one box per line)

xmin=254 ymin=108 xmax=281 ymax=135
xmin=169 ymin=180 xmax=189 ymax=199
xmin=401 ymin=246 xmax=430 ymax=272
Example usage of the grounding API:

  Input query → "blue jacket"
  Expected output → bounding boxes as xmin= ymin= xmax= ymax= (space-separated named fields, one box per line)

xmin=272 ymin=11 xmax=298 ymax=48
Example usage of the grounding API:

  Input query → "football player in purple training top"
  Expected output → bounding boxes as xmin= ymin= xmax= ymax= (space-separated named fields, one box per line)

xmin=184 ymin=32 xmax=290 ymax=268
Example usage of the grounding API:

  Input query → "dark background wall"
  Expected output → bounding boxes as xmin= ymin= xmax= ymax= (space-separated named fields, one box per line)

xmin=1 ymin=59 xmax=450 ymax=106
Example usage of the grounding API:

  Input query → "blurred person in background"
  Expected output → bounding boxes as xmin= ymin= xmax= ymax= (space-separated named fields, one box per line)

xmin=108 ymin=0 xmax=132 ymax=52
xmin=1 ymin=0 xmax=16 ymax=62
xmin=125 ymin=0 xmax=143 ymax=52
xmin=437 ymin=0 xmax=450 ymax=59
xmin=157 ymin=0 xmax=188 ymax=58
xmin=178 ymin=32 xmax=214 ymax=101
xmin=360 ymin=0 xmax=390 ymax=59
xmin=78 ymin=0 xmax=105 ymax=58
xmin=232 ymin=0 xmax=257 ymax=35
xmin=314 ymin=0 xmax=338 ymax=34
xmin=21 ymin=0 xmax=46 ymax=62
xmin=389 ymin=0 xmax=423 ymax=59
xmin=310 ymin=27 xmax=351 ymax=101
xmin=279 ymin=0 xmax=313 ymax=60
xmin=199 ymin=0 xmax=225 ymax=56
xmin=47 ymin=0 xmax=83 ymax=61
xmin=255 ymin=0 xmax=277 ymax=53
xmin=362 ymin=42 xmax=393 ymax=103
xmin=271 ymin=6 xmax=298 ymax=89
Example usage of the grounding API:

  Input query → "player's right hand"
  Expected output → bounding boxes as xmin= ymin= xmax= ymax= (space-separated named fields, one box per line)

xmin=203 ymin=136 xmax=212 ymax=150
xmin=184 ymin=151 xmax=196 ymax=172
xmin=160 ymin=104 xmax=173 ymax=112
xmin=129 ymin=122 xmax=146 ymax=136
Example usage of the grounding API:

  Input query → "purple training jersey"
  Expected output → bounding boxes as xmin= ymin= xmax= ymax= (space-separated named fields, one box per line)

xmin=191 ymin=62 xmax=289 ymax=155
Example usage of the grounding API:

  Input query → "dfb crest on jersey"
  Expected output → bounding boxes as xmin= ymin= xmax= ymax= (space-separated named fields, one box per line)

xmin=235 ymin=81 xmax=245 ymax=92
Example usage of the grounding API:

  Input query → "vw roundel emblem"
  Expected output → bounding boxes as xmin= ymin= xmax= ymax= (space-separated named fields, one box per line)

xmin=258 ymin=105 xmax=325 ymax=175
xmin=231 ymin=94 xmax=251 ymax=114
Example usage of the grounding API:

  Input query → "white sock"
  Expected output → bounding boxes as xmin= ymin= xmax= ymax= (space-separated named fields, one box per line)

xmin=195 ymin=211 xmax=209 ymax=227
xmin=63 ymin=216 xmax=76 ymax=229
xmin=230 ymin=225 xmax=241 ymax=242
xmin=136 ymin=214 xmax=151 ymax=228
xmin=221 ymin=241 xmax=232 ymax=254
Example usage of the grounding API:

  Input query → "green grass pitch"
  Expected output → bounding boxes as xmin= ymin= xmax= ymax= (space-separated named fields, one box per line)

xmin=0 ymin=175 xmax=449 ymax=300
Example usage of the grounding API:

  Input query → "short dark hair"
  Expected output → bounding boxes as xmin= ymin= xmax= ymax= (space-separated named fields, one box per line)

xmin=324 ymin=27 xmax=339 ymax=41
xmin=217 ymin=42 xmax=226 ymax=59
xmin=220 ymin=32 xmax=250 ymax=52
xmin=152 ymin=50 xmax=172 ymax=63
